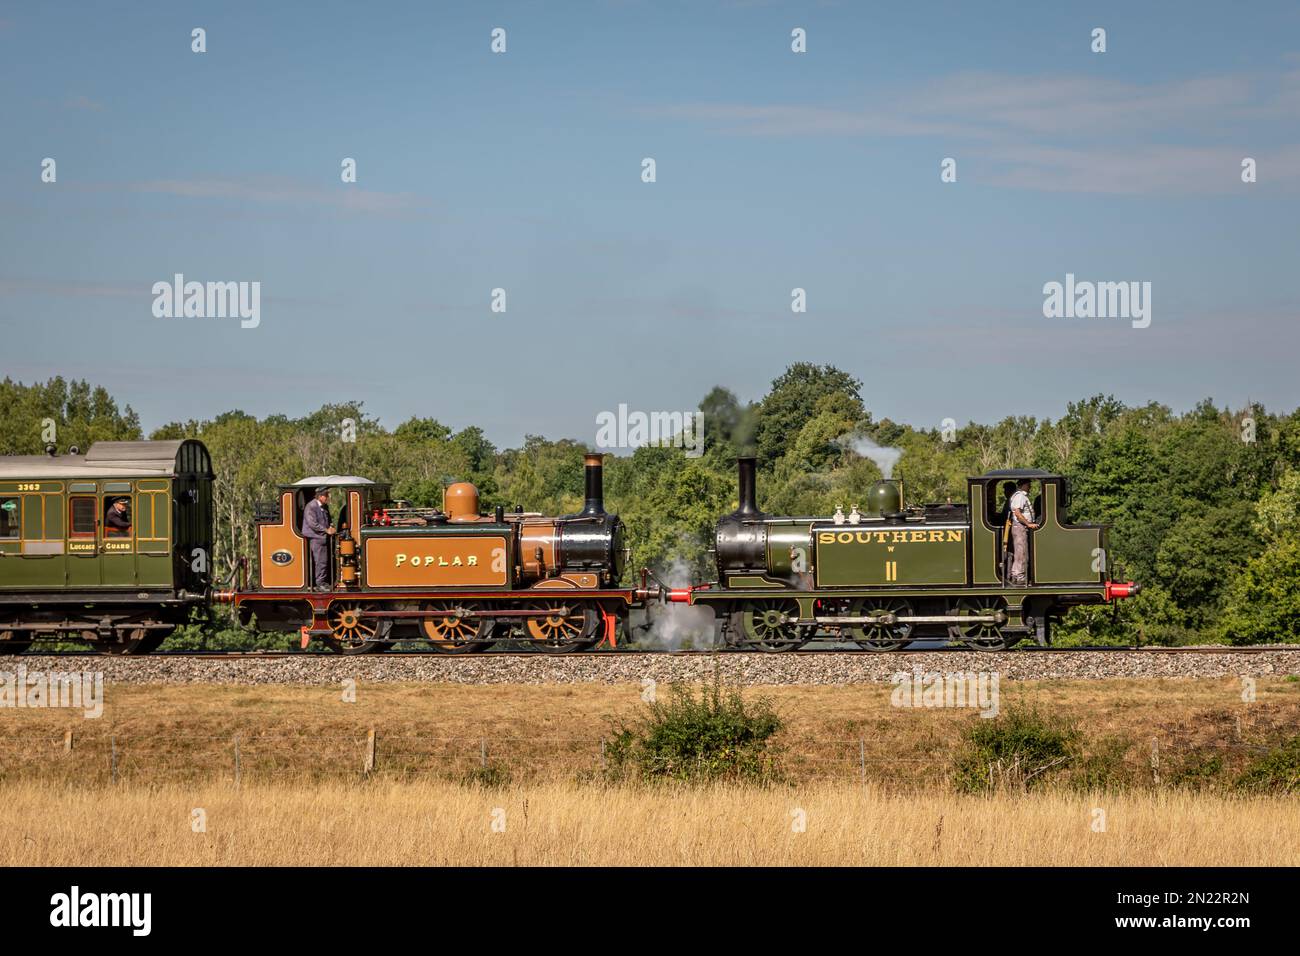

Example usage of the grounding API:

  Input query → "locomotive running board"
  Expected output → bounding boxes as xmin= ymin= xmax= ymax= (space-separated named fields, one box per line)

xmin=809 ymin=613 xmax=1008 ymax=625
xmin=356 ymin=607 xmax=572 ymax=619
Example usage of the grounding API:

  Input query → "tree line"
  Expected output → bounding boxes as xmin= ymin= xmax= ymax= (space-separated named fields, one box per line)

xmin=3 ymin=367 xmax=1298 ymax=645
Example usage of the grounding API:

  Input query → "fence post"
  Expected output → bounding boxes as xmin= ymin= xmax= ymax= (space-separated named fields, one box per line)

xmin=110 ymin=735 xmax=117 ymax=785
xmin=1150 ymin=737 xmax=1160 ymax=786
xmin=64 ymin=730 xmax=73 ymax=753
xmin=859 ymin=738 xmax=866 ymax=789
xmin=234 ymin=734 xmax=241 ymax=789
xmin=364 ymin=728 xmax=377 ymax=775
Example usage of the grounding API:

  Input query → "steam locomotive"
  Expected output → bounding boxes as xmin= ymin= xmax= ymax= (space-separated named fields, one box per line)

xmin=216 ymin=453 xmax=655 ymax=654
xmin=665 ymin=457 xmax=1139 ymax=651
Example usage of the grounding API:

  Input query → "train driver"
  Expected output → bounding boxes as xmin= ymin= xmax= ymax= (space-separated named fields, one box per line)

xmin=998 ymin=480 xmax=1017 ymax=580
xmin=303 ymin=487 xmax=337 ymax=590
xmin=1008 ymin=478 xmax=1040 ymax=586
xmin=105 ymin=497 xmax=132 ymax=536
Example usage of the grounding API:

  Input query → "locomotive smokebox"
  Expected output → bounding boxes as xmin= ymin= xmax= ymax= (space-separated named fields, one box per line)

xmin=715 ymin=457 xmax=768 ymax=577
xmin=865 ymin=479 xmax=903 ymax=517
xmin=581 ymin=453 xmax=606 ymax=516
xmin=734 ymin=456 xmax=762 ymax=516
xmin=555 ymin=453 xmax=624 ymax=582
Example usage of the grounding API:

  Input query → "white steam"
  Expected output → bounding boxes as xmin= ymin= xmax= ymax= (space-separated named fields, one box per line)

xmin=636 ymin=551 xmax=719 ymax=650
xmin=838 ymin=432 xmax=903 ymax=478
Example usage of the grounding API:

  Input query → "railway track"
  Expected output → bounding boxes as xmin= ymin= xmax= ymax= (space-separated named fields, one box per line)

xmin=11 ymin=643 xmax=1299 ymax=658
xmin=10 ymin=644 xmax=1299 ymax=685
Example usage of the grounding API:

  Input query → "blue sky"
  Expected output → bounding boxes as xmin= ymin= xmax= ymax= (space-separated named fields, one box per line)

xmin=1 ymin=0 xmax=1297 ymax=446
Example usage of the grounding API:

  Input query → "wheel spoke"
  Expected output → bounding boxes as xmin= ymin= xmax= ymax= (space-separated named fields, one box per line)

xmin=740 ymin=600 xmax=804 ymax=651
xmin=849 ymin=598 xmax=912 ymax=650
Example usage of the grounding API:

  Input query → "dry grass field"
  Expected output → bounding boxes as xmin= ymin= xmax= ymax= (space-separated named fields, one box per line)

xmin=1 ymin=780 xmax=1297 ymax=866
xmin=2 ymin=678 xmax=1297 ymax=865
xmin=1 ymin=677 xmax=1297 ymax=786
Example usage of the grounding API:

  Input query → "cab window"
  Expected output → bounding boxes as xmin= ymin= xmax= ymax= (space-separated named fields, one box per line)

xmin=69 ymin=497 xmax=97 ymax=537
xmin=0 ymin=497 xmax=18 ymax=539
xmin=1006 ymin=483 xmax=1041 ymax=525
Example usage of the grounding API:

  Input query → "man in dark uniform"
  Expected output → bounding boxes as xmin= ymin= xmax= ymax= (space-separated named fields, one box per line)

xmin=105 ymin=497 xmax=132 ymax=536
xmin=302 ymin=487 xmax=336 ymax=590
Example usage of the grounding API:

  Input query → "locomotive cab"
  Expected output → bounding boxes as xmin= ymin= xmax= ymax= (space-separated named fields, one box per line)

xmin=254 ymin=476 xmax=386 ymax=590
xmin=968 ymin=470 xmax=1100 ymax=588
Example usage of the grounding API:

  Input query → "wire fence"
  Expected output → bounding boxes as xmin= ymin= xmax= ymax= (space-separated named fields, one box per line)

xmin=0 ymin=723 xmax=1285 ymax=788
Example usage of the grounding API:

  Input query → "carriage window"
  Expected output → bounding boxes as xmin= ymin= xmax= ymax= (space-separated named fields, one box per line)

xmin=69 ymin=497 xmax=97 ymax=536
xmin=0 ymin=498 xmax=18 ymax=538
xmin=103 ymin=496 xmax=132 ymax=537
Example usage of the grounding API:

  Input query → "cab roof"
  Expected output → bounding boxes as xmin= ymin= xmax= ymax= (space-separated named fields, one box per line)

xmin=291 ymin=475 xmax=376 ymax=487
xmin=978 ymin=469 xmax=1057 ymax=479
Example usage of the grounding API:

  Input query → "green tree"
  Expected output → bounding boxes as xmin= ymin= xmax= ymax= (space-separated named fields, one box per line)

xmin=0 ymin=377 xmax=141 ymax=454
xmin=755 ymin=363 xmax=864 ymax=464
xmin=1221 ymin=469 xmax=1300 ymax=644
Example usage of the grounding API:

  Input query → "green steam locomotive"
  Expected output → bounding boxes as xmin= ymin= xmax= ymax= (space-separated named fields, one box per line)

xmin=665 ymin=457 xmax=1139 ymax=650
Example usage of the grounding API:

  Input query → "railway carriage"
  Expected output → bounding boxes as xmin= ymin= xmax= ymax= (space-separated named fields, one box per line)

xmin=666 ymin=457 xmax=1139 ymax=651
xmin=0 ymin=440 xmax=214 ymax=654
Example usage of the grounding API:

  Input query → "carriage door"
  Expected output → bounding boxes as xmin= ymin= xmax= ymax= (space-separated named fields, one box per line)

xmin=100 ymin=480 xmax=138 ymax=586
xmin=66 ymin=482 xmax=102 ymax=587
xmin=135 ymin=480 xmax=171 ymax=587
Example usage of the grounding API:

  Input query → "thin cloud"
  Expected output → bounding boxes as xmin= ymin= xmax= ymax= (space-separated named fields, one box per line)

xmin=64 ymin=94 xmax=103 ymax=111
xmin=647 ymin=68 xmax=1300 ymax=193
xmin=127 ymin=176 xmax=432 ymax=215
xmin=981 ymin=143 xmax=1300 ymax=194
xmin=0 ymin=278 xmax=138 ymax=299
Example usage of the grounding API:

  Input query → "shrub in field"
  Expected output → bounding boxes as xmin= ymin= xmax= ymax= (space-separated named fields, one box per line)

xmin=603 ymin=677 xmax=782 ymax=784
xmin=1072 ymin=734 xmax=1136 ymax=791
xmin=1168 ymin=752 xmax=1226 ymax=790
xmin=952 ymin=706 xmax=1080 ymax=793
xmin=1235 ymin=735 xmax=1300 ymax=794
xmin=460 ymin=764 xmax=513 ymax=789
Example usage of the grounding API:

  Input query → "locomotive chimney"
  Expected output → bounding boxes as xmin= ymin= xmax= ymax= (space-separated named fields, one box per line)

xmin=581 ymin=453 xmax=606 ymax=516
xmin=734 ymin=456 xmax=761 ymax=516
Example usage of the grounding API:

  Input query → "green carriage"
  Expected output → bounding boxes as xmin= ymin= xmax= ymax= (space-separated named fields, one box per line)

xmin=0 ymin=440 xmax=214 ymax=654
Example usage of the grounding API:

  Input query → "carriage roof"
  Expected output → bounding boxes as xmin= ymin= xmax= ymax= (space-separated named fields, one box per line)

xmin=0 ymin=439 xmax=213 ymax=480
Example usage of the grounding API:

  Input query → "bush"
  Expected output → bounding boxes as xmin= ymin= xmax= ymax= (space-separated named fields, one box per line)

xmin=1168 ymin=752 xmax=1226 ymax=790
xmin=160 ymin=606 xmax=297 ymax=652
xmin=1235 ymin=735 xmax=1300 ymax=794
xmin=603 ymin=675 xmax=783 ymax=784
xmin=460 ymin=764 xmax=513 ymax=789
xmin=1073 ymin=735 xmax=1136 ymax=790
xmin=953 ymin=706 xmax=1080 ymax=793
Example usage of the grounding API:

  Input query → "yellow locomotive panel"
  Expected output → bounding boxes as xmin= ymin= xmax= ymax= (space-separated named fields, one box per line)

xmin=363 ymin=535 xmax=508 ymax=588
